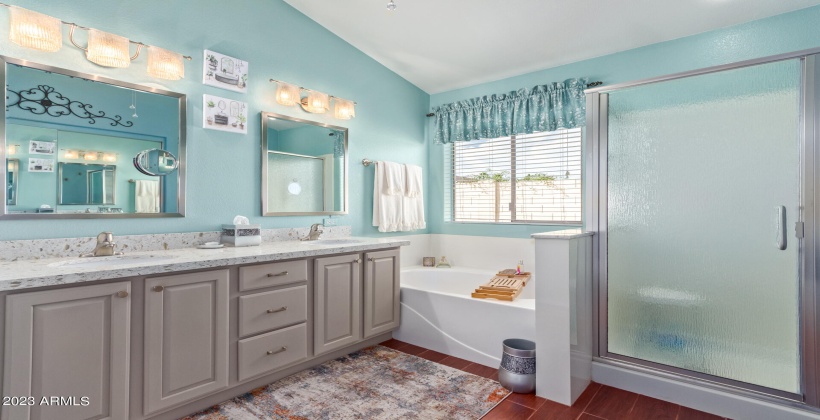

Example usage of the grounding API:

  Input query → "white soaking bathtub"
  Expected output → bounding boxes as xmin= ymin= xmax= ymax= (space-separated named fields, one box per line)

xmin=393 ymin=266 xmax=535 ymax=368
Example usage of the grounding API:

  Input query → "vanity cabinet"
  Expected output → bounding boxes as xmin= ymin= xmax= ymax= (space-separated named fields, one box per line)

xmin=143 ymin=270 xmax=230 ymax=415
xmin=3 ymin=282 xmax=131 ymax=420
xmin=314 ymin=254 xmax=362 ymax=356
xmin=363 ymin=249 xmax=401 ymax=338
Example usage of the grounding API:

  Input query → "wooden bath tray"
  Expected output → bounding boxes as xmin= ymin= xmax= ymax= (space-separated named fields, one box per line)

xmin=471 ymin=271 xmax=531 ymax=301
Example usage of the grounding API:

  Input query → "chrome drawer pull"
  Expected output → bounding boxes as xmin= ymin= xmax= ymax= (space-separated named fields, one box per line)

xmin=266 ymin=306 xmax=288 ymax=314
xmin=368 ymin=257 xmax=376 ymax=262
xmin=116 ymin=291 xmax=129 ymax=298
xmin=267 ymin=346 xmax=287 ymax=355
xmin=353 ymin=258 xmax=361 ymax=264
xmin=267 ymin=271 xmax=289 ymax=277
xmin=152 ymin=286 xmax=164 ymax=292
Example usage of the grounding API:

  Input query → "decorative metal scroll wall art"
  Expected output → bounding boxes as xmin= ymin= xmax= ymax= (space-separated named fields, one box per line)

xmin=6 ymin=84 xmax=134 ymax=127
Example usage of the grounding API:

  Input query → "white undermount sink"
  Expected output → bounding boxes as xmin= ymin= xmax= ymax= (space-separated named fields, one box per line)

xmin=48 ymin=254 xmax=178 ymax=268
xmin=305 ymin=239 xmax=364 ymax=246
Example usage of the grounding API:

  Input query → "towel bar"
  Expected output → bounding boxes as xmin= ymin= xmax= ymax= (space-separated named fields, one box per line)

xmin=362 ymin=159 xmax=373 ymax=167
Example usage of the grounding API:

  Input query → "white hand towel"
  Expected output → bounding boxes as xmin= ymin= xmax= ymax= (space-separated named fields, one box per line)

xmin=404 ymin=164 xmax=423 ymax=198
xmin=381 ymin=161 xmax=405 ymax=196
xmin=373 ymin=162 xmax=404 ymax=232
xmin=402 ymin=170 xmax=425 ymax=231
xmin=135 ymin=180 xmax=160 ymax=213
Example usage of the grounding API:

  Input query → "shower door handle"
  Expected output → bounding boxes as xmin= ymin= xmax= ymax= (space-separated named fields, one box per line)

xmin=775 ymin=205 xmax=786 ymax=250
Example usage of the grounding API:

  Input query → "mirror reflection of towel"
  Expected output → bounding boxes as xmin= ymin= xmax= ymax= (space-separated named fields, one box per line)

xmin=135 ymin=180 xmax=160 ymax=213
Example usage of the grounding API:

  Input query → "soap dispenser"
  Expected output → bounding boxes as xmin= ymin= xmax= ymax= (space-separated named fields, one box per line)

xmin=436 ymin=256 xmax=451 ymax=268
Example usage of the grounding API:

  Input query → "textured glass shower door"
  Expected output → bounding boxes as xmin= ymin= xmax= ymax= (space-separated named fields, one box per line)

xmin=606 ymin=59 xmax=801 ymax=393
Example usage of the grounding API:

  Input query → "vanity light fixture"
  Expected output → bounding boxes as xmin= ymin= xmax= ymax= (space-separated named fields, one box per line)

xmin=302 ymin=90 xmax=329 ymax=114
xmin=62 ymin=149 xmax=117 ymax=162
xmin=274 ymin=81 xmax=300 ymax=107
xmin=334 ymin=98 xmax=356 ymax=120
xmin=8 ymin=5 xmax=62 ymax=52
xmin=85 ymin=28 xmax=131 ymax=68
xmin=269 ymin=78 xmax=356 ymax=120
xmin=0 ymin=3 xmax=192 ymax=79
xmin=147 ymin=46 xmax=185 ymax=80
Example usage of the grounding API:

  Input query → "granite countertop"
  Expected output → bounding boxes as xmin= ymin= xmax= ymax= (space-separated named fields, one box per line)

xmin=0 ymin=237 xmax=409 ymax=292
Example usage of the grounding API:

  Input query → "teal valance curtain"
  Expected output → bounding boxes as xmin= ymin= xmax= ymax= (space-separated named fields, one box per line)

xmin=433 ymin=78 xmax=588 ymax=144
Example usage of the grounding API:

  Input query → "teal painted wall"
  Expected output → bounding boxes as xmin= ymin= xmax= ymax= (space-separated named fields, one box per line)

xmin=0 ymin=0 xmax=429 ymax=240
xmin=427 ymin=5 xmax=820 ymax=238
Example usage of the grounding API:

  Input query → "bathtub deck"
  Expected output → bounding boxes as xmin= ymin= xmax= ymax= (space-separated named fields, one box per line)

xmin=380 ymin=338 xmax=728 ymax=420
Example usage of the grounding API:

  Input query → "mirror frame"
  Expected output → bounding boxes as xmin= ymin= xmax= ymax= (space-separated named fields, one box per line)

xmin=0 ymin=55 xmax=187 ymax=219
xmin=261 ymin=112 xmax=348 ymax=216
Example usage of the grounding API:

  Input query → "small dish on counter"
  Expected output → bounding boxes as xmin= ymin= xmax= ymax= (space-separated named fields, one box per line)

xmin=197 ymin=242 xmax=224 ymax=249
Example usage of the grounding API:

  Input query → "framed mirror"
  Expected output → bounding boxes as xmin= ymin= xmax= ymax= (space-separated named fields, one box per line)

xmin=261 ymin=112 xmax=347 ymax=216
xmin=0 ymin=56 xmax=186 ymax=219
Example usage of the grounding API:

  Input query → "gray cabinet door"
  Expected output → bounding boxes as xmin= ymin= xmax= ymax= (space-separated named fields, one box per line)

xmin=143 ymin=270 xmax=229 ymax=415
xmin=363 ymin=249 xmax=401 ymax=338
xmin=3 ymin=282 xmax=131 ymax=420
xmin=314 ymin=254 xmax=361 ymax=355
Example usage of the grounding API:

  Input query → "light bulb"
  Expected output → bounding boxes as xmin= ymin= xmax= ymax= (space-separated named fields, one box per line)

xmin=64 ymin=150 xmax=79 ymax=159
xmin=83 ymin=152 xmax=99 ymax=161
xmin=103 ymin=153 xmax=116 ymax=162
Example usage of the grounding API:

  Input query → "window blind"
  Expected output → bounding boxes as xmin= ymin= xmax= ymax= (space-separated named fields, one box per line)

xmin=450 ymin=128 xmax=582 ymax=224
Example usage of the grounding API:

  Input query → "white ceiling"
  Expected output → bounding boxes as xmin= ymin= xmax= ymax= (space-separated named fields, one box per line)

xmin=283 ymin=0 xmax=820 ymax=94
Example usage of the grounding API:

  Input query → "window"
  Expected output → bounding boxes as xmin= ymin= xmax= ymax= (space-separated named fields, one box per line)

xmin=446 ymin=128 xmax=582 ymax=224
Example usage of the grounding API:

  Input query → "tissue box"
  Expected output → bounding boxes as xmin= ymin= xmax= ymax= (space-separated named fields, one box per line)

xmin=221 ymin=224 xmax=262 ymax=247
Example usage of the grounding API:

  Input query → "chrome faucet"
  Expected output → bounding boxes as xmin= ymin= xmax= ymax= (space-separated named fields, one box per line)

xmin=80 ymin=231 xmax=124 ymax=257
xmin=300 ymin=223 xmax=323 ymax=241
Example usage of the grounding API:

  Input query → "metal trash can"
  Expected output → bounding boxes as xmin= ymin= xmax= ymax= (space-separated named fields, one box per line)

xmin=498 ymin=338 xmax=536 ymax=393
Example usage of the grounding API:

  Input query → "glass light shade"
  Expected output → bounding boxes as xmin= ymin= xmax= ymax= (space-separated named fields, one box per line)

xmin=83 ymin=152 xmax=99 ymax=161
xmin=147 ymin=46 xmax=184 ymax=80
xmin=86 ymin=29 xmax=130 ymax=68
xmin=63 ymin=150 xmax=79 ymax=159
xmin=102 ymin=153 xmax=117 ymax=162
xmin=7 ymin=145 xmax=19 ymax=155
xmin=334 ymin=98 xmax=356 ymax=120
xmin=9 ymin=6 xmax=62 ymax=52
xmin=275 ymin=82 xmax=300 ymax=107
xmin=302 ymin=90 xmax=329 ymax=114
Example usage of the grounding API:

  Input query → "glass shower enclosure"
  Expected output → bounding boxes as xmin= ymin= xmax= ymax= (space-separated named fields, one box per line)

xmin=587 ymin=52 xmax=820 ymax=405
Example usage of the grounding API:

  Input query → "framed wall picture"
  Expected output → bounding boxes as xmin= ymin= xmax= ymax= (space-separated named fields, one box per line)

xmin=29 ymin=140 xmax=56 ymax=155
xmin=203 ymin=94 xmax=247 ymax=134
xmin=28 ymin=158 xmax=54 ymax=172
xmin=203 ymin=50 xmax=248 ymax=93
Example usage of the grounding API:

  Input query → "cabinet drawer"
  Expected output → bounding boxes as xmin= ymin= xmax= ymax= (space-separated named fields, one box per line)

xmin=238 ymin=323 xmax=308 ymax=381
xmin=239 ymin=259 xmax=308 ymax=291
xmin=239 ymin=285 xmax=307 ymax=337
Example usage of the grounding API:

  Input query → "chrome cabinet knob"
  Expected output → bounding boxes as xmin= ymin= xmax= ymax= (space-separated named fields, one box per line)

xmin=152 ymin=285 xmax=164 ymax=292
xmin=116 ymin=291 xmax=129 ymax=298
xmin=353 ymin=258 xmax=361 ymax=264
xmin=368 ymin=257 xmax=376 ymax=262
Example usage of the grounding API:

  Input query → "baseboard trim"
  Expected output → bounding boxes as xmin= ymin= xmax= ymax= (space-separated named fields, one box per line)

xmin=592 ymin=360 xmax=820 ymax=420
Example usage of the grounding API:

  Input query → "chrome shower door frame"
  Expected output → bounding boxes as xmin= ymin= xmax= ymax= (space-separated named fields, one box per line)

xmin=586 ymin=48 xmax=820 ymax=410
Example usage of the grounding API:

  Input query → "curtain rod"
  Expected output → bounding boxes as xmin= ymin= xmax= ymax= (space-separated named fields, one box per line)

xmin=425 ymin=81 xmax=602 ymax=117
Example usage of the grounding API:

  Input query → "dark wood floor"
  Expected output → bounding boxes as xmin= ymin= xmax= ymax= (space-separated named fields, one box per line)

xmin=380 ymin=339 xmax=728 ymax=420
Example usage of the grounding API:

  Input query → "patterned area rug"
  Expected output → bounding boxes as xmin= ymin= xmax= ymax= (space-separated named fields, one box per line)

xmin=181 ymin=345 xmax=509 ymax=420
